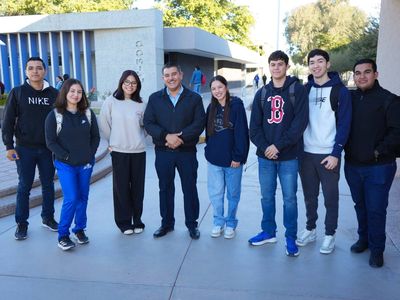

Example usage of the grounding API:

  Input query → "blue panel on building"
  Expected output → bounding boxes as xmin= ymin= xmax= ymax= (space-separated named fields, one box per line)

xmin=61 ymin=32 xmax=70 ymax=77
xmin=50 ymin=32 xmax=59 ymax=86
xmin=29 ymin=33 xmax=39 ymax=57
xmin=39 ymin=33 xmax=49 ymax=82
xmin=0 ymin=34 xmax=11 ymax=92
xmin=19 ymin=33 xmax=29 ymax=82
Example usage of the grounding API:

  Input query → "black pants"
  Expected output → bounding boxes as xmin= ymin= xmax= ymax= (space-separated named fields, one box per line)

xmin=155 ymin=150 xmax=200 ymax=230
xmin=299 ymin=152 xmax=340 ymax=235
xmin=111 ymin=151 xmax=146 ymax=232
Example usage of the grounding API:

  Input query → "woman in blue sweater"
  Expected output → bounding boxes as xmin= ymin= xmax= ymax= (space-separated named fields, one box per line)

xmin=205 ymin=75 xmax=249 ymax=239
xmin=45 ymin=79 xmax=100 ymax=251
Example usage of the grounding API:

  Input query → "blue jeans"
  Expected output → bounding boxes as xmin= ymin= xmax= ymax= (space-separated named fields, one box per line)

xmin=193 ymin=83 xmax=201 ymax=94
xmin=55 ymin=160 xmax=94 ymax=239
xmin=155 ymin=150 xmax=200 ymax=230
xmin=15 ymin=145 xmax=55 ymax=225
xmin=207 ymin=162 xmax=243 ymax=229
xmin=258 ymin=157 xmax=298 ymax=239
xmin=344 ymin=162 xmax=396 ymax=253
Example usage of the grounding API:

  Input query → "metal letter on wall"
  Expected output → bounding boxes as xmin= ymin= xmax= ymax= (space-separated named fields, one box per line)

xmin=135 ymin=40 xmax=144 ymax=82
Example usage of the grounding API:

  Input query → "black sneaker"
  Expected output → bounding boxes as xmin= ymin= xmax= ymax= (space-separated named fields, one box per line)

xmin=369 ymin=252 xmax=384 ymax=268
xmin=74 ymin=230 xmax=89 ymax=244
xmin=58 ymin=236 xmax=76 ymax=251
xmin=15 ymin=223 xmax=28 ymax=240
xmin=350 ymin=239 xmax=368 ymax=253
xmin=42 ymin=218 xmax=58 ymax=232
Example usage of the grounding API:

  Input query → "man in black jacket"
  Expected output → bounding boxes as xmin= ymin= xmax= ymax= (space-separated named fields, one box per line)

xmin=144 ymin=63 xmax=205 ymax=239
xmin=345 ymin=58 xmax=400 ymax=268
xmin=2 ymin=57 xmax=59 ymax=240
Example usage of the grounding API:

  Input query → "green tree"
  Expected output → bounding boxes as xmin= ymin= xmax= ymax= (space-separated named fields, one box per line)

xmin=158 ymin=0 xmax=257 ymax=52
xmin=0 ymin=0 xmax=134 ymax=16
xmin=285 ymin=0 xmax=367 ymax=64
xmin=330 ymin=18 xmax=379 ymax=73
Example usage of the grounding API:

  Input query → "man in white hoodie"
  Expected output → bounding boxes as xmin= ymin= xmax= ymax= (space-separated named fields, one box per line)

xmin=297 ymin=49 xmax=352 ymax=254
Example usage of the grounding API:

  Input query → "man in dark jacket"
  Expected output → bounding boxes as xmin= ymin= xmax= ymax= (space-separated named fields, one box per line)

xmin=345 ymin=58 xmax=400 ymax=268
xmin=248 ymin=50 xmax=308 ymax=257
xmin=144 ymin=63 xmax=205 ymax=239
xmin=2 ymin=57 xmax=59 ymax=240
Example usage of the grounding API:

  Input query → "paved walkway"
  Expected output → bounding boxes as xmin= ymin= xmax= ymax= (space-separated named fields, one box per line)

xmin=0 ymin=87 xmax=399 ymax=299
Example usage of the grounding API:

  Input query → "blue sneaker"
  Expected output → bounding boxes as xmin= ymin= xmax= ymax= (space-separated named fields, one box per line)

xmin=248 ymin=231 xmax=277 ymax=246
xmin=286 ymin=237 xmax=299 ymax=257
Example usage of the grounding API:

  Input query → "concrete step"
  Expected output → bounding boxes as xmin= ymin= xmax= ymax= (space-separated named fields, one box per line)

xmin=0 ymin=148 xmax=112 ymax=218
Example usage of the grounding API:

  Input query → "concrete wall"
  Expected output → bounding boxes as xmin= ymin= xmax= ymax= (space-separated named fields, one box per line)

xmin=377 ymin=0 xmax=400 ymax=95
xmin=217 ymin=61 xmax=245 ymax=89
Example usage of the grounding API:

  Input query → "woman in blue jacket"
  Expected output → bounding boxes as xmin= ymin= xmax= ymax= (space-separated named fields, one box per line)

xmin=45 ymin=79 xmax=100 ymax=251
xmin=205 ymin=75 xmax=249 ymax=239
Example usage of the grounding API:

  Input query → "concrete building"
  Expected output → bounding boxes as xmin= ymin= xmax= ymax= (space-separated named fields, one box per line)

xmin=376 ymin=0 xmax=400 ymax=95
xmin=0 ymin=9 xmax=261 ymax=100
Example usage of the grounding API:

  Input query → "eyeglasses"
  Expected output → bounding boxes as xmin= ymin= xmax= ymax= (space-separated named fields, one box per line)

xmin=123 ymin=80 xmax=138 ymax=86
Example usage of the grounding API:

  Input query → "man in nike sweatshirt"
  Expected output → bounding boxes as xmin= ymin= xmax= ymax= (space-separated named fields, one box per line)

xmin=2 ymin=57 xmax=59 ymax=240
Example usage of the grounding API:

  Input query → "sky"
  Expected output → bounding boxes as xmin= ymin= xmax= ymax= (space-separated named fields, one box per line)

xmin=135 ymin=0 xmax=381 ymax=52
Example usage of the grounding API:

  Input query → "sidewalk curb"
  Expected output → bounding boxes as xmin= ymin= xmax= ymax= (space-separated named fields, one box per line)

xmin=0 ymin=147 xmax=112 ymax=218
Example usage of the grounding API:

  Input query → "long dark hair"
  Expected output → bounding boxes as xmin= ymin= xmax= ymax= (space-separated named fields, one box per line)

xmin=113 ymin=70 xmax=142 ymax=102
xmin=207 ymin=75 xmax=231 ymax=136
xmin=55 ymin=78 xmax=89 ymax=114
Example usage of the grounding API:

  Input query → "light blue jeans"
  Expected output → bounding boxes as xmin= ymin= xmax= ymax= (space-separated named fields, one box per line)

xmin=207 ymin=162 xmax=243 ymax=228
xmin=258 ymin=157 xmax=298 ymax=239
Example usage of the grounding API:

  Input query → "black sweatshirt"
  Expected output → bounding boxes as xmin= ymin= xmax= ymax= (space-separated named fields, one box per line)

xmin=45 ymin=109 xmax=100 ymax=166
xmin=2 ymin=81 xmax=58 ymax=150
xmin=345 ymin=80 xmax=400 ymax=166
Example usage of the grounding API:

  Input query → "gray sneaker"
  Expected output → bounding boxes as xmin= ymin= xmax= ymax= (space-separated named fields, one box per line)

xmin=58 ymin=236 xmax=76 ymax=251
xmin=15 ymin=223 xmax=28 ymax=240
xmin=296 ymin=229 xmax=316 ymax=246
xmin=42 ymin=218 xmax=58 ymax=232
xmin=320 ymin=235 xmax=335 ymax=254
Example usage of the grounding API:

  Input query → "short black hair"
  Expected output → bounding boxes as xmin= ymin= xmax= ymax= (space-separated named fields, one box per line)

xmin=162 ymin=63 xmax=182 ymax=74
xmin=26 ymin=57 xmax=46 ymax=69
xmin=307 ymin=49 xmax=330 ymax=64
xmin=353 ymin=58 xmax=377 ymax=73
xmin=268 ymin=50 xmax=289 ymax=65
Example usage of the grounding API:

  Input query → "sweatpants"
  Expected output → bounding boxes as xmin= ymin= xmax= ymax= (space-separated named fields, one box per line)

xmin=299 ymin=152 xmax=340 ymax=235
xmin=55 ymin=160 xmax=94 ymax=239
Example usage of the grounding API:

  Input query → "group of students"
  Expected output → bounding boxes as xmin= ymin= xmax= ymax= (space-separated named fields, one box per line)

xmin=2 ymin=52 xmax=399 ymax=269
xmin=244 ymin=49 xmax=399 ymax=268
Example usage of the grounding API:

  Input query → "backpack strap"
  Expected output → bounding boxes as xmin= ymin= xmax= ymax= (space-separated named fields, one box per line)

xmin=288 ymin=82 xmax=296 ymax=107
xmin=260 ymin=85 xmax=267 ymax=110
xmin=260 ymin=82 xmax=297 ymax=110
xmin=54 ymin=109 xmax=63 ymax=136
xmin=329 ymin=85 xmax=341 ymax=112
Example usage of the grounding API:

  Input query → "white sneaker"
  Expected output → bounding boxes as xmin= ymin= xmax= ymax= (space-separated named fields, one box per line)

xmin=296 ymin=229 xmax=317 ymax=246
xmin=224 ymin=227 xmax=235 ymax=239
xmin=210 ymin=226 xmax=223 ymax=238
xmin=134 ymin=228 xmax=144 ymax=234
xmin=320 ymin=235 xmax=335 ymax=254
xmin=123 ymin=229 xmax=134 ymax=235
